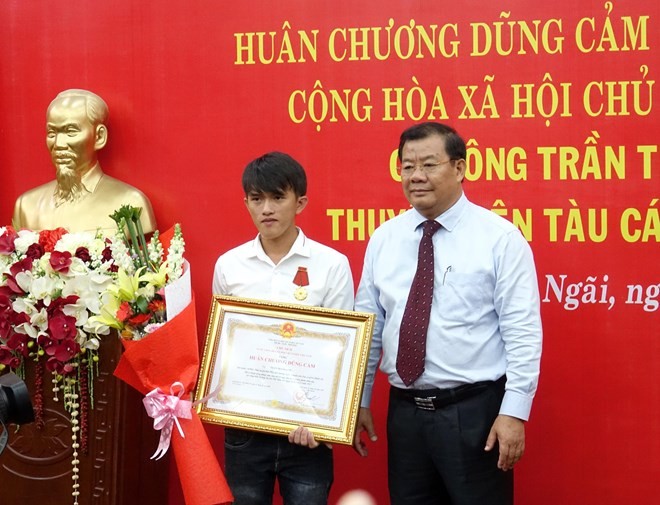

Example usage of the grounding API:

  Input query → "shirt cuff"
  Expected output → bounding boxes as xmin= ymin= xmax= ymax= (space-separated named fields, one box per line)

xmin=499 ymin=390 xmax=534 ymax=421
xmin=360 ymin=383 xmax=374 ymax=408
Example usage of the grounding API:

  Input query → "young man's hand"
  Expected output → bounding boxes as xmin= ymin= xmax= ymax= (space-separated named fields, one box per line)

xmin=288 ymin=426 xmax=332 ymax=449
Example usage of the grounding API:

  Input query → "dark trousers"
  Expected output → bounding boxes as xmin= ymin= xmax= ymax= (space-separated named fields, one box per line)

xmin=224 ymin=428 xmax=333 ymax=505
xmin=387 ymin=378 xmax=513 ymax=505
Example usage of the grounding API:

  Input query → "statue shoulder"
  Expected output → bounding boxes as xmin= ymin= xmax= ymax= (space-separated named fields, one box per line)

xmin=97 ymin=174 xmax=157 ymax=233
xmin=12 ymin=180 xmax=57 ymax=229
xmin=15 ymin=180 xmax=57 ymax=203
xmin=13 ymin=180 xmax=57 ymax=215
xmin=99 ymin=174 xmax=150 ymax=199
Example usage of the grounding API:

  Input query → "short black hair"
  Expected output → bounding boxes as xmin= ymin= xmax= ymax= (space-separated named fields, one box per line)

xmin=242 ymin=152 xmax=307 ymax=197
xmin=398 ymin=122 xmax=466 ymax=161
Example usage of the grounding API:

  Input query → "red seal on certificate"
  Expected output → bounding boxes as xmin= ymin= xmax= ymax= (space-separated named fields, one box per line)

xmin=293 ymin=267 xmax=309 ymax=301
xmin=279 ymin=322 xmax=296 ymax=338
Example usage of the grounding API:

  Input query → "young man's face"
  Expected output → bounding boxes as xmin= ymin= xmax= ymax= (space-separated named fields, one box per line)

xmin=244 ymin=187 xmax=308 ymax=243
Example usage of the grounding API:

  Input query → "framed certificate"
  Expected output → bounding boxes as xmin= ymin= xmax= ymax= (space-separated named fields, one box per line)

xmin=194 ymin=295 xmax=375 ymax=445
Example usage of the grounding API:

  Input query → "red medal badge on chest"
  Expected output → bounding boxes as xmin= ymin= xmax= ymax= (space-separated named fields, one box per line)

xmin=293 ymin=266 xmax=309 ymax=301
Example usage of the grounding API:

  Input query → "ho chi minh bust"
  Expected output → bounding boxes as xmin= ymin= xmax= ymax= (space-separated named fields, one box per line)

xmin=12 ymin=89 xmax=156 ymax=233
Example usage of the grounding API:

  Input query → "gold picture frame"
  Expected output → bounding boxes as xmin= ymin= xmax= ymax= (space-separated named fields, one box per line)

xmin=194 ymin=295 xmax=375 ymax=445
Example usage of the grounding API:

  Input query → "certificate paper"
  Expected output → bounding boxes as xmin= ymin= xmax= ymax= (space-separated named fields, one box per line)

xmin=195 ymin=296 xmax=374 ymax=445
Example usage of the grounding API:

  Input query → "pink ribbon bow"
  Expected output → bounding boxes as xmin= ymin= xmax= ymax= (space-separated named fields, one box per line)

xmin=143 ymin=382 xmax=193 ymax=460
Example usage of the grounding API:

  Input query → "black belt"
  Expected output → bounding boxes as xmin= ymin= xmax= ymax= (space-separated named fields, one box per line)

xmin=391 ymin=375 xmax=506 ymax=411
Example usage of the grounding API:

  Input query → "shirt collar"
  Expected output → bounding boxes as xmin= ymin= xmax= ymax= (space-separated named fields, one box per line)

xmin=80 ymin=163 xmax=104 ymax=193
xmin=409 ymin=192 xmax=468 ymax=232
xmin=248 ymin=227 xmax=310 ymax=262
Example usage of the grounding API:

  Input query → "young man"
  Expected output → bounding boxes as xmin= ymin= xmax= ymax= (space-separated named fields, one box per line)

xmin=353 ymin=122 xmax=542 ymax=505
xmin=212 ymin=151 xmax=354 ymax=505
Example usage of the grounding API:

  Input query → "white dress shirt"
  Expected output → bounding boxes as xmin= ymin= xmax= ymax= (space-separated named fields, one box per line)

xmin=213 ymin=228 xmax=354 ymax=311
xmin=355 ymin=193 xmax=542 ymax=421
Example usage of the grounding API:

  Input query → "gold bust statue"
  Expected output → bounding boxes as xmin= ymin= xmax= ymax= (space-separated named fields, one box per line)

xmin=12 ymin=89 xmax=156 ymax=233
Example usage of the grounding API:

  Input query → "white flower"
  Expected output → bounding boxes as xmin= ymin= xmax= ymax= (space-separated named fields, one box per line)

xmin=14 ymin=308 xmax=49 ymax=339
xmin=83 ymin=318 xmax=111 ymax=337
xmin=15 ymin=270 xmax=54 ymax=300
xmin=13 ymin=321 xmax=40 ymax=339
xmin=0 ymin=254 xmax=11 ymax=274
xmin=81 ymin=334 xmax=101 ymax=351
xmin=144 ymin=322 xmax=165 ymax=334
xmin=54 ymin=232 xmax=92 ymax=253
xmin=27 ymin=273 xmax=60 ymax=302
xmin=30 ymin=308 xmax=50 ymax=332
xmin=35 ymin=254 xmax=52 ymax=273
xmin=62 ymin=299 xmax=91 ymax=327
xmin=147 ymin=230 xmax=164 ymax=266
xmin=62 ymin=272 xmax=113 ymax=315
xmin=13 ymin=230 xmax=40 ymax=254
xmin=12 ymin=296 xmax=38 ymax=316
xmin=166 ymin=224 xmax=185 ymax=282
xmin=109 ymin=234 xmax=135 ymax=274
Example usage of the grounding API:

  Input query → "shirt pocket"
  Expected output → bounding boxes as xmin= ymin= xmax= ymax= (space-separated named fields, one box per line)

xmin=437 ymin=272 xmax=493 ymax=324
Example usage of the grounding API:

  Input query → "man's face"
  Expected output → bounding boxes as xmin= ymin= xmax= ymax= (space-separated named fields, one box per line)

xmin=244 ymin=188 xmax=308 ymax=243
xmin=400 ymin=134 xmax=466 ymax=220
xmin=46 ymin=98 xmax=99 ymax=177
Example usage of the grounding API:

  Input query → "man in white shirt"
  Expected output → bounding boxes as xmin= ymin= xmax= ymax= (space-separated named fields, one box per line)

xmin=212 ymin=152 xmax=354 ymax=505
xmin=353 ymin=122 xmax=542 ymax=505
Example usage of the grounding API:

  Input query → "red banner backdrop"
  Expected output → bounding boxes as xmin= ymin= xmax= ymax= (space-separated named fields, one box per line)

xmin=1 ymin=1 xmax=658 ymax=504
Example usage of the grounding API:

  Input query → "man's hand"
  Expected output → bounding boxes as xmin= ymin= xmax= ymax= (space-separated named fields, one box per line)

xmin=484 ymin=414 xmax=525 ymax=471
xmin=352 ymin=407 xmax=378 ymax=457
xmin=288 ymin=426 xmax=332 ymax=449
xmin=288 ymin=426 xmax=320 ymax=448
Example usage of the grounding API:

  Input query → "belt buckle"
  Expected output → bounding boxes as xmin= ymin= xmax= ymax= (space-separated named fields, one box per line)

xmin=413 ymin=396 xmax=436 ymax=411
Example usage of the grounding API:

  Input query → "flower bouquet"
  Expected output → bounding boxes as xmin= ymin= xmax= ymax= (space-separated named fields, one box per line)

xmin=0 ymin=224 xmax=117 ymax=499
xmin=91 ymin=206 xmax=232 ymax=505
xmin=1 ymin=205 xmax=232 ymax=505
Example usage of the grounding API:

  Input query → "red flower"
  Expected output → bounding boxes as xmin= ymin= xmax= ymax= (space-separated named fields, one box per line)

xmin=0 ymin=257 xmax=34 ymax=296
xmin=49 ymin=250 xmax=73 ymax=273
xmin=0 ymin=308 xmax=29 ymax=340
xmin=45 ymin=355 xmax=75 ymax=375
xmin=45 ymin=339 xmax=80 ymax=362
xmin=47 ymin=313 xmax=78 ymax=341
xmin=0 ymin=228 xmax=18 ymax=254
xmin=0 ymin=346 xmax=20 ymax=369
xmin=117 ymin=301 xmax=133 ymax=322
xmin=128 ymin=312 xmax=152 ymax=326
xmin=46 ymin=295 xmax=80 ymax=317
xmin=101 ymin=246 xmax=113 ymax=263
xmin=75 ymin=247 xmax=91 ymax=263
xmin=0 ymin=285 xmax=15 ymax=298
xmin=25 ymin=242 xmax=46 ymax=260
xmin=0 ymin=322 xmax=11 ymax=341
xmin=148 ymin=299 xmax=166 ymax=313
xmin=10 ymin=256 xmax=35 ymax=276
xmin=147 ymin=299 xmax=166 ymax=322
xmin=6 ymin=332 xmax=31 ymax=357
xmin=39 ymin=228 xmax=68 ymax=252
xmin=0 ymin=293 xmax=11 ymax=310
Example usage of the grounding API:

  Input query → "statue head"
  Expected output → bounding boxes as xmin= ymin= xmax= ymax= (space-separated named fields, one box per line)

xmin=46 ymin=89 xmax=109 ymax=205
